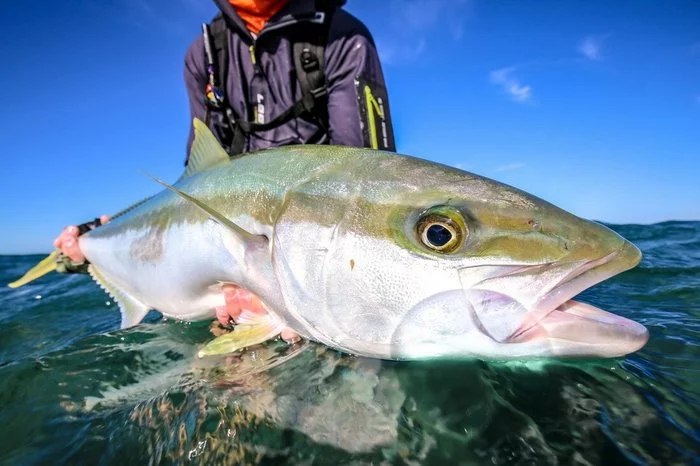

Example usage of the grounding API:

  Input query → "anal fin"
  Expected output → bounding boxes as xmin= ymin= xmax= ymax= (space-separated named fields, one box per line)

xmin=88 ymin=265 xmax=151 ymax=329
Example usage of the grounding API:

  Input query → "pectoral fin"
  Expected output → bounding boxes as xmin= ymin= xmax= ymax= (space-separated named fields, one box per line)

xmin=198 ymin=311 xmax=285 ymax=357
xmin=88 ymin=265 xmax=151 ymax=328
xmin=8 ymin=250 xmax=60 ymax=288
xmin=143 ymin=173 xmax=259 ymax=244
xmin=143 ymin=172 xmax=269 ymax=268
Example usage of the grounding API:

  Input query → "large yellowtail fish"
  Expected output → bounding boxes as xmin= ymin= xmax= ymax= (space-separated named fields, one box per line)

xmin=10 ymin=119 xmax=649 ymax=360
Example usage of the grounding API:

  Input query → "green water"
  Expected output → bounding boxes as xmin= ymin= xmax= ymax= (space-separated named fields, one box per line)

xmin=0 ymin=222 xmax=698 ymax=465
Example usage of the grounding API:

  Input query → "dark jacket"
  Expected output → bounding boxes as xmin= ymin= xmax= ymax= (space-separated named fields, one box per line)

xmin=183 ymin=0 xmax=395 ymax=163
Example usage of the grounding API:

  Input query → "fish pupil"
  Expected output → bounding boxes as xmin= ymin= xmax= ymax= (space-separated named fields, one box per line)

xmin=427 ymin=224 xmax=452 ymax=247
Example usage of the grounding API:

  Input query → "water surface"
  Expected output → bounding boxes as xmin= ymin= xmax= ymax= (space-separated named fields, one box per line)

xmin=0 ymin=222 xmax=698 ymax=465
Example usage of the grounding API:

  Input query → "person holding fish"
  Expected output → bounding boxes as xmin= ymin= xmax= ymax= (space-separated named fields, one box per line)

xmin=52 ymin=0 xmax=395 ymax=342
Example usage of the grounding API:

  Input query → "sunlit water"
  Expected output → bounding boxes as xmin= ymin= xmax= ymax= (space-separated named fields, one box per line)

xmin=0 ymin=222 xmax=698 ymax=465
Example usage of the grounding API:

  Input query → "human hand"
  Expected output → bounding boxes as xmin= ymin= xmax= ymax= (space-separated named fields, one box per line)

xmin=53 ymin=215 xmax=110 ymax=263
xmin=216 ymin=283 xmax=300 ymax=344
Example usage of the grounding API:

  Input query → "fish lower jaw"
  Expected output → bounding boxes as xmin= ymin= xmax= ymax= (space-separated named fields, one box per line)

xmin=505 ymin=299 xmax=649 ymax=358
xmin=497 ymin=245 xmax=646 ymax=357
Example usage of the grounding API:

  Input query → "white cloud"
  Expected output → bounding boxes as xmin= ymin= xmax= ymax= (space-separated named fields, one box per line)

xmin=496 ymin=162 xmax=526 ymax=172
xmin=490 ymin=67 xmax=533 ymax=103
xmin=577 ymin=34 xmax=611 ymax=61
xmin=375 ymin=0 xmax=471 ymax=65
xmin=391 ymin=0 xmax=444 ymax=31
xmin=115 ymin=0 xmax=217 ymax=35
xmin=377 ymin=38 xmax=426 ymax=66
xmin=485 ymin=33 xmax=614 ymax=104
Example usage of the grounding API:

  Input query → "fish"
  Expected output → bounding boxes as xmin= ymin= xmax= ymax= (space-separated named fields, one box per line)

xmin=9 ymin=118 xmax=649 ymax=360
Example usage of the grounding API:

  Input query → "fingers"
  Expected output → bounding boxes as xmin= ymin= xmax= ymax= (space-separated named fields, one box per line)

xmin=215 ymin=305 xmax=233 ymax=327
xmin=53 ymin=226 xmax=84 ymax=262
xmin=235 ymin=290 xmax=267 ymax=316
xmin=222 ymin=284 xmax=242 ymax=323
xmin=280 ymin=328 xmax=300 ymax=343
xmin=53 ymin=225 xmax=78 ymax=249
xmin=222 ymin=285 xmax=267 ymax=321
xmin=218 ymin=284 xmax=300 ymax=344
xmin=63 ymin=236 xmax=86 ymax=263
xmin=53 ymin=214 xmax=110 ymax=263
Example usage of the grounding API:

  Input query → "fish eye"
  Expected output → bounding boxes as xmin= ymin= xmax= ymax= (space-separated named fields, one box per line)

xmin=426 ymin=224 xmax=453 ymax=247
xmin=416 ymin=207 xmax=467 ymax=253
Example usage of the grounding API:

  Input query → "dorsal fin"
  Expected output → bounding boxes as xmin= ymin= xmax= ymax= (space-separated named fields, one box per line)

xmin=183 ymin=118 xmax=230 ymax=177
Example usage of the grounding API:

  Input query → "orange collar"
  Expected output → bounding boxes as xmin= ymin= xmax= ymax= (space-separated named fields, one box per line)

xmin=228 ymin=0 xmax=292 ymax=34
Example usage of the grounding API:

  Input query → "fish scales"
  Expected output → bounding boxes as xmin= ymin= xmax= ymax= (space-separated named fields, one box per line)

xmin=9 ymin=120 xmax=649 ymax=360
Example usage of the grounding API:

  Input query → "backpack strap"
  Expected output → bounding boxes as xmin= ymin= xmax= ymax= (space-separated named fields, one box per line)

xmin=209 ymin=15 xmax=229 ymax=107
xmin=202 ymin=14 xmax=226 ymax=111
xmin=203 ymin=15 xmax=246 ymax=155
xmin=291 ymin=2 xmax=335 ymax=134
xmin=202 ymin=3 xmax=337 ymax=157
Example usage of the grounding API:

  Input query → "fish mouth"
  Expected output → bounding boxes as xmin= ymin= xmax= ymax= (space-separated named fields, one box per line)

xmin=503 ymin=241 xmax=648 ymax=357
xmin=506 ymin=299 xmax=649 ymax=357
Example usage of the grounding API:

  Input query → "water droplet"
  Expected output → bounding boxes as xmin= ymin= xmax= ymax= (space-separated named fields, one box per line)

xmin=188 ymin=440 xmax=207 ymax=460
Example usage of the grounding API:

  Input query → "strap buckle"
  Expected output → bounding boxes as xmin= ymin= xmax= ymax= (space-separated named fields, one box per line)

xmin=300 ymin=48 xmax=320 ymax=72
xmin=309 ymin=85 xmax=328 ymax=99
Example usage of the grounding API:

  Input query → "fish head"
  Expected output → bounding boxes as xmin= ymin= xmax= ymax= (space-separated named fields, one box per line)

xmin=271 ymin=150 xmax=648 ymax=360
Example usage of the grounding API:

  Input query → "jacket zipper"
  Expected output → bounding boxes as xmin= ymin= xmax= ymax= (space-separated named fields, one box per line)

xmin=246 ymin=12 xmax=326 ymax=128
xmin=250 ymin=11 xmax=325 ymax=63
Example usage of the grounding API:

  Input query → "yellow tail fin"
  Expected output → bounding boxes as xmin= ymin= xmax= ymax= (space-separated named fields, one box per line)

xmin=7 ymin=250 xmax=60 ymax=288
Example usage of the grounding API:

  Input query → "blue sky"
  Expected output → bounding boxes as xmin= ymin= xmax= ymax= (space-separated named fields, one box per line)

xmin=1 ymin=0 xmax=698 ymax=254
